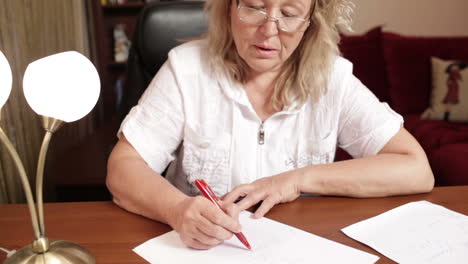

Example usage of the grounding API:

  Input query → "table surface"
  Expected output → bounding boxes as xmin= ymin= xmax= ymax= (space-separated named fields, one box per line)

xmin=1 ymin=186 xmax=467 ymax=263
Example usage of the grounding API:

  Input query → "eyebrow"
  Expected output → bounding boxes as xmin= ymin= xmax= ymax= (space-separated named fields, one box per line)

xmin=282 ymin=1 xmax=312 ymax=18
xmin=285 ymin=1 xmax=308 ymax=10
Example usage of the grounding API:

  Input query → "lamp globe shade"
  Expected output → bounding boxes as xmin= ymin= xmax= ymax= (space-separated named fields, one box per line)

xmin=23 ymin=51 xmax=100 ymax=122
xmin=0 ymin=51 xmax=12 ymax=109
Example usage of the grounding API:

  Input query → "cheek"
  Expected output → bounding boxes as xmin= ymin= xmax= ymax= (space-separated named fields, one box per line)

xmin=231 ymin=25 xmax=244 ymax=54
xmin=231 ymin=20 xmax=253 ymax=53
xmin=284 ymin=34 xmax=305 ymax=54
xmin=230 ymin=11 xmax=244 ymax=47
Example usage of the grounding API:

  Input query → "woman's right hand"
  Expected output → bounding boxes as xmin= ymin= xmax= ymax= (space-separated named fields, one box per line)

xmin=169 ymin=196 xmax=242 ymax=249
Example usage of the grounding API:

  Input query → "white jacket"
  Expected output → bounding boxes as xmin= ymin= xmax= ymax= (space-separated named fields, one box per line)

xmin=120 ymin=39 xmax=403 ymax=197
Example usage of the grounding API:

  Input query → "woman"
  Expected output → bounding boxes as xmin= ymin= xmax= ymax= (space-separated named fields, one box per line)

xmin=107 ymin=0 xmax=434 ymax=250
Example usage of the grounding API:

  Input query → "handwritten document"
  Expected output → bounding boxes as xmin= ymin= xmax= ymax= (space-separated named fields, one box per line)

xmin=342 ymin=201 xmax=468 ymax=264
xmin=134 ymin=211 xmax=379 ymax=264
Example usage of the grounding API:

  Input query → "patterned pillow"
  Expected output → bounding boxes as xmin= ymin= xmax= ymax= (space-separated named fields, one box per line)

xmin=421 ymin=57 xmax=468 ymax=122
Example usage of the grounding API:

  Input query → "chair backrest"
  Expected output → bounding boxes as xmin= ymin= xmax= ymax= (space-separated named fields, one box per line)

xmin=119 ymin=1 xmax=207 ymax=120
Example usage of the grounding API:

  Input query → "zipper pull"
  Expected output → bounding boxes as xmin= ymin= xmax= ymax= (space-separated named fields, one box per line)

xmin=258 ymin=122 xmax=265 ymax=145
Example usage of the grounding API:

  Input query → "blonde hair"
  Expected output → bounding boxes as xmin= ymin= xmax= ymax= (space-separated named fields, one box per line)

xmin=204 ymin=0 xmax=354 ymax=110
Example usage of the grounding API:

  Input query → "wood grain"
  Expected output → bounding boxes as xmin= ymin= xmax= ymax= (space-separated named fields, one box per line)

xmin=1 ymin=186 xmax=467 ymax=263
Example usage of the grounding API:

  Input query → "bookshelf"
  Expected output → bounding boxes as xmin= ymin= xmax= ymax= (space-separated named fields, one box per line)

xmin=91 ymin=0 xmax=147 ymax=123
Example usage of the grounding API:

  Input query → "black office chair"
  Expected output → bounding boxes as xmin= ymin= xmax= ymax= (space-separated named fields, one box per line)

xmin=119 ymin=1 xmax=208 ymax=120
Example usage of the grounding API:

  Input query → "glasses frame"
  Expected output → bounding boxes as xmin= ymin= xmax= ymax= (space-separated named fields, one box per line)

xmin=236 ymin=0 xmax=316 ymax=33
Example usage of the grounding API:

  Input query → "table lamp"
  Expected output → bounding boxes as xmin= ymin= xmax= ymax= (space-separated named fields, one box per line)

xmin=0 ymin=51 xmax=100 ymax=264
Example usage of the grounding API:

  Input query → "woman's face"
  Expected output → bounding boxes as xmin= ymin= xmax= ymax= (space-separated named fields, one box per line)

xmin=230 ymin=0 xmax=312 ymax=77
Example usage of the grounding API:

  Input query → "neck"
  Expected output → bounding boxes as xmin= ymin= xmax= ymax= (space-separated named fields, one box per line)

xmin=244 ymin=70 xmax=282 ymax=121
xmin=246 ymin=70 xmax=279 ymax=94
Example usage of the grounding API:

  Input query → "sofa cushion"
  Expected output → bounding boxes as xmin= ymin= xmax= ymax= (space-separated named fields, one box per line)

xmin=404 ymin=114 xmax=468 ymax=153
xmin=383 ymin=33 xmax=468 ymax=115
xmin=339 ymin=27 xmax=391 ymax=103
xmin=422 ymin=57 xmax=468 ymax=122
xmin=429 ymin=143 xmax=468 ymax=186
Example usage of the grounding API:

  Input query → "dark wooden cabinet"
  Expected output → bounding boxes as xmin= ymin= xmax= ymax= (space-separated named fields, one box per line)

xmin=91 ymin=0 xmax=147 ymax=122
xmin=53 ymin=0 xmax=193 ymax=202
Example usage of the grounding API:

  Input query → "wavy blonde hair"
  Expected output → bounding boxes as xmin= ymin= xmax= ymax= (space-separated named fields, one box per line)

xmin=204 ymin=0 xmax=354 ymax=110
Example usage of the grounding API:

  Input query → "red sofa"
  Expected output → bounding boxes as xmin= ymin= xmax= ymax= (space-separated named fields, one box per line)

xmin=337 ymin=27 xmax=468 ymax=186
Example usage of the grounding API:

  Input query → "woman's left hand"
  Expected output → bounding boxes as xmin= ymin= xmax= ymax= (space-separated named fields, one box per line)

xmin=222 ymin=172 xmax=302 ymax=218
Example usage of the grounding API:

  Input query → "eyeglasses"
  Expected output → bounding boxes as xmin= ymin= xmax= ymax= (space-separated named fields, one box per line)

xmin=237 ymin=0 xmax=316 ymax=33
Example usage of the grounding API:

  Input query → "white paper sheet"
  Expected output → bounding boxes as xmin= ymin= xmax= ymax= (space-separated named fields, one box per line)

xmin=134 ymin=211 xmax=379 ymax=264
xmin=342 ymin=200 xmax=468 ymax=264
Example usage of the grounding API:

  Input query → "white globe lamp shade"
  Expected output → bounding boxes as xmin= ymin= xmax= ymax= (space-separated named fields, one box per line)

xmin=0 ymin=51 xmax=12 ymax=109
xmin=23 ymin=51 xmax=100 ymax=122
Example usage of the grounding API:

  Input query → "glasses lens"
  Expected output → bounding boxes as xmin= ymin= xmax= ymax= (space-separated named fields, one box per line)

xmin=238 ymin=7 xmax=266 ymax=25
xmin=278 ymin=17 xmax=308 ymax=32
xmin=238 ymin=6 xmax=309 ymax=32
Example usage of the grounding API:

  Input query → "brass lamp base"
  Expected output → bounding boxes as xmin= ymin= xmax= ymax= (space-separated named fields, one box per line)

xmin=4 ymin=240 xmax=95 ymax=264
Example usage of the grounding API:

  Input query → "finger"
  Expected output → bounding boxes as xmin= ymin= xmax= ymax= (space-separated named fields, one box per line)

xmin=183 ymin=237 xmax=213 ymax=250
xmin=253 ymin=198 xmax=277 ymax=218
xmin=221 ymin=201 xmax=241 ymax=219
xmin=196 ymin=214 xmax=233 ymax=241
xmin=235 ymin=191 xmax=265 ymax=211
xmin=193 ymin=226 xmax=225 ymax=246
xmin=223 ymin=185 xmax=250 ymax=203
xmin=202 ymin=205 xmax=241 ymax=233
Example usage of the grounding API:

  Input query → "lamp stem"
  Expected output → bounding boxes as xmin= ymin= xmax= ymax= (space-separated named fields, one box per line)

xmin=36 ymin=130 xmax=53 ymax=236
xmin=36 ymin=116 xmax=63 ymax=236
xmin=0 ymin=127 xmax=41 ymax=240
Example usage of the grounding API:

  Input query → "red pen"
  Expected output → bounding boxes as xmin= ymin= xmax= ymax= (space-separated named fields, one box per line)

xmin=194 ymin=179 xmax=252 ymax=250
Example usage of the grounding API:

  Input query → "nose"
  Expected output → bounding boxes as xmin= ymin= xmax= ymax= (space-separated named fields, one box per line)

xmin=259 ymin=17 xmax=279 ymax=37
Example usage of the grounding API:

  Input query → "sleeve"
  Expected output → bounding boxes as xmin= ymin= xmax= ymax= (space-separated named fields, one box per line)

xmin=119 ymin=58 xmax=185 ymax=173
xmin=337 ymin=74 xmax=403 ymax=158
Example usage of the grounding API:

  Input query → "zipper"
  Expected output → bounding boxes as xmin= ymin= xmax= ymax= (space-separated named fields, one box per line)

xmin=258 ymin=121 xmax=265 ymax=145
xmin=257 ymin=121 xmax=264 ymax=180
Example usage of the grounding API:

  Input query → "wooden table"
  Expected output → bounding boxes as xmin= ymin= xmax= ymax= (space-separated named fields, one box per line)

xmin=1 ymin=186 xmax=467 ymax=263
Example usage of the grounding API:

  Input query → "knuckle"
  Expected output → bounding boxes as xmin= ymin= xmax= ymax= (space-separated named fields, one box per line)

xmin=233 ymin=184 xmax=250 ymax=194
xmin=211 ymin=237 xmax=223 ymax=246
xmin=201 ymin=236 xmax=221 ymax=246
xmin=211 ymin=213 xmax=223 ymax=224
xmin=214 ymin=227 xmax=231 ymax=240
xmin=180 ymin=224 xmax=195 ymax=236
xmin=223 ymin=203 xmax=238 ymax=216
xmin=251 ymin=191 xmax=266 ymax=201
xmin=264 ymin=197 xmax=276 ymax=207
xmin=192 ymin=241 xmax=207 ymax=250
xmin=181 ymin=236 xmax=193 ymax=247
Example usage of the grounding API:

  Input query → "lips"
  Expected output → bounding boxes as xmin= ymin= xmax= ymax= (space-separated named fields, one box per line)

xmin=255 ymin=44 xmax=277 ymax=51
xmin=254 ymin=44 xmax=278 ymax=56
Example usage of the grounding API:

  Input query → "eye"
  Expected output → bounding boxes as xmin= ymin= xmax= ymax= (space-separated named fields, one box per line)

xmin=281 ymin=11 xmax=294 ymax=17
xmin=241 ymin=0 xmax=265 ymax=10
xmin=247 ymin=5 xmax=265 ymax=10
xmin=281 ymin=7 xmax=301 ymax=18
xmin=281 ymin=10 xmax=298 ymax=18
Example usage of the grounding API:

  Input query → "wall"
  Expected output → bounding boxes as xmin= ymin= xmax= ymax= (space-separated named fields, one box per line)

xmin=349 ymin=0 xmax=468 ymax=36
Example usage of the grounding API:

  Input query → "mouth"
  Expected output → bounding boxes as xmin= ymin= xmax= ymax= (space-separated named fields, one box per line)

xmin=253 ymin=44 xmax=278 ymax=56
xmin=255 ymin=45 xmax=277 ymax=52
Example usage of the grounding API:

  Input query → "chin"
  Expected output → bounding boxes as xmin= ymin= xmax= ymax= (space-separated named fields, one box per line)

xmin=245 ymin=59 xmax=281 ymax=74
